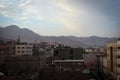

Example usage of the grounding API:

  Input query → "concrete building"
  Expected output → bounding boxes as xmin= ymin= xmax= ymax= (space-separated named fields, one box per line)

xmin=85 ymin=48 xmax=94 ymax=54
xmin=33 ymin=42 xmax=54 ymax=57
xmin=38 ymin=42 xmax=54 ymax=57
xmin=53 ymin=48 xmax=84 ymax=71
xmin=2 ymin=55 xmax=90 ymax=80
xmin=0 ymin=41 xmax=16 ymax=55
xmin=54 ymin=48 xmax=84 ymax=60
xmin=99 ymin=55 xmax=107 ymax=74
xmin=15 ymin=43 xmax=33 ymax=56
xmin=106 ymin=39 xmax=120 ymax=80
xmin=6 ymin=41 xmax=16 ymax=55
xmin=85 ymin=47 xmax=99 ymax=54
xmin=99 ymin=48 xmax=106 ymax=54
xmin=83 ymin=53 xmax=96 ymax=69
xmin=0 ymin=42 xmax=7 ymax=55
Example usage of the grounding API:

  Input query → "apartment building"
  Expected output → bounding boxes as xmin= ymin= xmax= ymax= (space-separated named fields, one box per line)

xmin=15 ymin=43 xmax=33 ymax=56
xmin=107 ymin=39 xmax=120 ymax=80
xmin=83 ymin=53 xmax=96 ymax=69
xmin=53 ymin=48 xmax=84 ymax=71
xmin=99 ymin=48 xmax=106 ymax=54
xmin=6 ymin=41 xmax=16 ymax=55
xmin=85 ymin=48 xmax=99 ymax=54
xmin=0 ymin=42 xmax=7 ymax=55
xmin=0 ymin=41 xmax=17 ymax=55
xmin=99 ymin=55 xmax=107 ymax=74
xmin=54 ymin=48 xmax=84 ymax=60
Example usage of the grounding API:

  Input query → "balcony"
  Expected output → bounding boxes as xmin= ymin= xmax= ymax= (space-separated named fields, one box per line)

xmin=117 ymin=67 xmax=120 ymax=72
xmin=117 ymin=50 xmax=120 ymax=55
xmin=117 ymin=58 xmax=120 ymax=63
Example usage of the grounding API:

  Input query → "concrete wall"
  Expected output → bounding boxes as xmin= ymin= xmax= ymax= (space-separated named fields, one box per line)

xmin=54 ymin=48 xmax=84 ymax=60
xmin=4 ymin=56 xmax=47 ymax=74
xmin=39 ymin=71 xmax=90 ymax=80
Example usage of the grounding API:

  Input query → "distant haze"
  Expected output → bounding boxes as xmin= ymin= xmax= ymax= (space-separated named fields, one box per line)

xmin=0 ymin=0 xmax=120 ymax=37
xmin=0 ymin=25 xmax=117 ymax=48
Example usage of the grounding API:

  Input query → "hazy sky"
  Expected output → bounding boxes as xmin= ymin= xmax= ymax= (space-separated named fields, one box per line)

xmin=0 ymin=0 xmax=120 ymax=37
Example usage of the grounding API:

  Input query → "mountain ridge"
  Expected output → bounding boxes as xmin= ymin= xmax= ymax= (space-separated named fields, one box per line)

xmin=0 ymin=25 xmax=117 ymax=47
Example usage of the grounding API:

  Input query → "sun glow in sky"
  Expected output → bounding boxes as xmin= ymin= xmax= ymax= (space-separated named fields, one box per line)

xmin=0 ymin=0 xmax=120 ymax=37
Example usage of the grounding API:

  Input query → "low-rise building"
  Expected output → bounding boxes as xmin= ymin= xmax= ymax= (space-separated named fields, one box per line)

xmin=6 ymin=41 xmax=16 ymax=55
xmin=99 ymin=48 xmax=106 ymax=54
xmin=54 ymin=48 xmax=84 ymax=60
xmin=53 ymin=47 xmax=84 ymax=71
xmin=0 ymin=41 xmax=16 ymax=55
xmin=99 ymin=55 xmax=107 ymax=74
xmin=15 ymin=43 xmax=33 ymax=56
xmin=0 ymin=41 xmax=7 ymax=55
xmin=33 ymin=42 xmax=54 ymax=57
xmin=83 ymin=53 xmax=96 ymax=69
xmin=85 ymin=48 xmax=99 ymax=54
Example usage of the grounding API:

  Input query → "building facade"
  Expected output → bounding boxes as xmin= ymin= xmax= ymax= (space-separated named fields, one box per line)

xmin=0 ymin=41 xmax=16 ymax=55
xmin=54 ymin=48 xmax=84 ymax=60
xmin=53 ymin=48 xmax=84 ymax=71
xmin=15 ymin=43 xmax=33 ymax=56
xmin=107 ymin=39 xmax=120 ymax=80
xmin=83 ymin=53 xmax=96 ymax=69
xmin=6 ymin=41 xmax=16 ymax=55
xmin=0 ymin=42 xmax=7 ymax=55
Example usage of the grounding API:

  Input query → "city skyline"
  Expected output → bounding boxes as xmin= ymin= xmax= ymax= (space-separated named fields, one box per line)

xmin=0 ymin=0 xmax=120 ymax=37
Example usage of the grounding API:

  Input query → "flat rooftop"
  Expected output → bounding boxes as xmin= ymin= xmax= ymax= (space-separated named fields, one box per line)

xmin=53 ymin=60 xmax=84 ymax=63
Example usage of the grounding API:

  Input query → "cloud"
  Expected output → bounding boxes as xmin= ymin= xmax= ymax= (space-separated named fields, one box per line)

xmin=0 ymin=1 xmax=110 ymax=27
xmin=0 ymin=0 xmax=31 ymax=20
xmin=18 ymin=0 xmax=80 ymax=32
xmin=0 ymin=0 xmax=119 ymax=37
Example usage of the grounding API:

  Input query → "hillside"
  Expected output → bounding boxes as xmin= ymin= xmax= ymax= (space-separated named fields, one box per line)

xmin=0 ymin=25 xmax=117 ymax=47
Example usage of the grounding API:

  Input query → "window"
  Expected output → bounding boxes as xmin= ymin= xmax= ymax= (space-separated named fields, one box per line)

xmin=27 ymin=47 xmax=29 ymax=49
xmin=22 ymin=51 xmax=24 ymax=53
xmin=70 ymin=49 xmax=73 ymax=54
xmin=118 ymin=47 xmax=120 ymax=49
xmin=13 ymin=47 xmax=15 ymax=49
xmin=118 ymin=64 xmax=120 ymax=67
xmin=17 ymin=47 xmax=20 ymax=49
xmin=22 ymin=47 xmax=25 ymax=49
xmin=118 ymin=72 xmax=120 ymax=75
xmin=117 ymin=55 xmax=120 ymax=58
xmin=17 ymin=51 xmax=20 ymax=53
xmin=54 ymin=51 xmax=58 ymax=56
xmin=46 ymin=62 xmax=48 ymax=64
xmin=56 ymin=62 xmax=59 ymax=65
xmin=70 ymin=56 xmax=73 ymax=59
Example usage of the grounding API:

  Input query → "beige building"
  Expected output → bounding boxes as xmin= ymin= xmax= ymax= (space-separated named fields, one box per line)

xmin=100 ymin=56 xmax=107 ymax=74
xmin=85 ymin=48 xmax=94 ymax=53
xmin=107 ymin=39 xmax=120 ymax=80
xmin=15 ymin=43 xmax=33 ymax=56
xmin=99 ymin=48 xmax=106 ymax=54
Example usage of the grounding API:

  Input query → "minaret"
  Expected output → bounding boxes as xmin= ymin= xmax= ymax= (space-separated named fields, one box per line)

xmin=34 ymin=40 xmax=36 ymax=44
xmin=17 ymin=35 xmax=20 ymax=43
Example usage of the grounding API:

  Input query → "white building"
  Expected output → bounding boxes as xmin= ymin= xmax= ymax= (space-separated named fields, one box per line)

xmin=15 ymin=43 xmax=33 ymax=56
